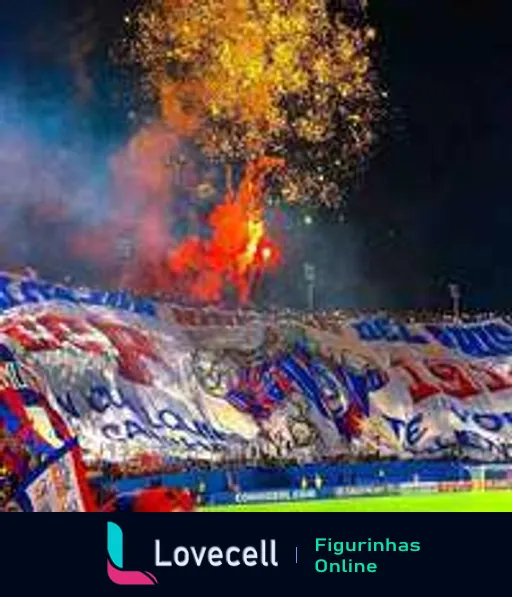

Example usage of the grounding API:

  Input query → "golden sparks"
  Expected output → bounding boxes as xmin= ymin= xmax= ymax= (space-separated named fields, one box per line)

xmin=127 ymin=0 xmax=381 ymax=206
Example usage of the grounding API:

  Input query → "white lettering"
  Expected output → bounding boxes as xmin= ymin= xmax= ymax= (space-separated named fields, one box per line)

xmin=270 ymin=540 xmax=278 ymax=567
xmin=243 ymin=546 xmax=258 ymax=567
xmin=226 ymin=547 xmax=240 ymax=567
xmin=155 ymin=540 xmax=172 ymax=567
xmin=173 ymin=547 xmax=190 ymax=567
xmin=190 ymin=546 xmax=207 ymax=566
xmin=154 ymin=541 xmax=278 ymax=568
xmin=207 ymin=547 xmax=223 ymax=566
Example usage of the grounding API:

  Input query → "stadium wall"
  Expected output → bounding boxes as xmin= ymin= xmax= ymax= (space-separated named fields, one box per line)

xmin=97 ymin=460 xmax=471 ymax=498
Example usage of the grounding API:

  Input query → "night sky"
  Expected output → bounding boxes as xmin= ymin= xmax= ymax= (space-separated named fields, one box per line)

xmin=358 ymin=1 xmax=512 ymax=311
xmin=0 ymin=1 xmax=510 ymax=311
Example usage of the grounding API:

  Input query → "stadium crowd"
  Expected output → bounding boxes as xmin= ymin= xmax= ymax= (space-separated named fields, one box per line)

xmin=162 ymin=301 xmax=504 ymax=331
xmin=0 ymin=290 xmax=508 ymax=511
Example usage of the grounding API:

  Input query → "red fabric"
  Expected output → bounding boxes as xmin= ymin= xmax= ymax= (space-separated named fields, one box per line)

xmin=170 ymin=489 xmax=195 ymax=512
xmin=133 ymin=488 xmax=195 ymax=512
xmin=69 ymin=445 xmax=97 ymax=512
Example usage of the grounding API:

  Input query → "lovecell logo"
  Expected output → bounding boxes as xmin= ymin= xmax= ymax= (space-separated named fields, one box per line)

xmin=107 ymin=522 xmax=158 ymax=585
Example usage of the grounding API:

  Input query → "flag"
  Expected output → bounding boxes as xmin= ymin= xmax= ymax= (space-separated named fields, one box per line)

xmin=0 ymin=342 xmax=96 ymax=511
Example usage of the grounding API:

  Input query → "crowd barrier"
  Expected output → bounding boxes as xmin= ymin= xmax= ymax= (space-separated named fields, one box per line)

xmin=98 ymin=460 xmax=470 ymax=496
xmin=95 ymin=460 xmax=512 ymax=507
xmin=206 ymin=479 xmax=512 ymax=506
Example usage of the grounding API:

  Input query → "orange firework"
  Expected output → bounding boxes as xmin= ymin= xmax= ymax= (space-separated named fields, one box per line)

xmin=127 ymin=0 xmax=380 ymax=206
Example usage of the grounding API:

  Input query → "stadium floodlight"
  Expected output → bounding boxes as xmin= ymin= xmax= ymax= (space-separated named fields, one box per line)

xmin=304 ymin=262 xmax=316 ymax=310
xmin=448 ymin=283 xmax=461 ymax=321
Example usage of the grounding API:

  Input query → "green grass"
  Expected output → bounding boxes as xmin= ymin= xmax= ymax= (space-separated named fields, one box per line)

xmin=201 ymin=490 xmax=512 ymax=512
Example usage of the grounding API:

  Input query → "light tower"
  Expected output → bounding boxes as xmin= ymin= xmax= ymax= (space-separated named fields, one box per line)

xmin=304 ymin=262 xmax=316 ymax=311
xmin=448 ymin=283 xmax=461 ymax=321
xmin=117 ymin=235 xmax=136 ymax=289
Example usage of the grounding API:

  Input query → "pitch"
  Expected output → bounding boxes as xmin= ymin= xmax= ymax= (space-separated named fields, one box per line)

xmin=202 ymin=491 xmax=512 ymax=512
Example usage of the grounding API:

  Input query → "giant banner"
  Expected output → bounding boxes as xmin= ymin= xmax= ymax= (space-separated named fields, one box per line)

xmin=169 ymin=313 xmax=512 ymax=462
xmin=2 ymin=272 xmax=512 ymax=462
xmin=0 ymin=273 xmax=263 ymax=462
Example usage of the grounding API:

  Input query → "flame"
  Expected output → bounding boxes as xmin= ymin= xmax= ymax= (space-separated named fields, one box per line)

xmin=68 ymin=124 xmax=282 ymax=304
xmin=167 ymin=156 xmax=283 ymax=304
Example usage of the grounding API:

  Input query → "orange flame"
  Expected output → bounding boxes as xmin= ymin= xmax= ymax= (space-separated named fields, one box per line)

xmin=69 ymin=126 xmax=282 ymax=304
xmin=167 ymin=156 xmax=283 ymax=304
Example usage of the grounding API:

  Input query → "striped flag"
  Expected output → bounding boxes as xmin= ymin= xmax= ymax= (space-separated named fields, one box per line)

xmin=0 ymin=342 xmax=96 ymax=511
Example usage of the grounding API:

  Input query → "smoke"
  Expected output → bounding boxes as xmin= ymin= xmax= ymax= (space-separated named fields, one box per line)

xmin=0 ymin=91 xmax=373 ymax=308
xmin=65 ymin=8 xmax=99 ymax=103
xmin=0 ymin=92 xmax=284 ymax=303
xmin=0 ymin=93 xmax=115 ymax=281
xmin=0 ymin=2 xmax=371 ymax=309
xmin=0 ymin=94 xmax=175 ymax=289
xmin=75 ymin=122 xmax=182 ymax=292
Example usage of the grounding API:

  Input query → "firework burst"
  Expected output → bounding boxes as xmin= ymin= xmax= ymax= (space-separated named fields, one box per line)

xmin=126 ymin=0 xmax=381 ymax=206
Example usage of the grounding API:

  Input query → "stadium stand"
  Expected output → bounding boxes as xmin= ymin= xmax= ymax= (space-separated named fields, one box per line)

xmin=2 ymin=271 xmax=512 ymax=510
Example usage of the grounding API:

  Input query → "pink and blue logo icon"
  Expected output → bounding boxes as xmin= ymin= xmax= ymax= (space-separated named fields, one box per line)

xmin=107 ymin=522 xmax=158 ymax=585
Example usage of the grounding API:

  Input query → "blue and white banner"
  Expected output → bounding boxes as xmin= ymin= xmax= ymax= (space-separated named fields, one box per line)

xmin=3 ymin=272 xmax=512 ymax=463
xmin=0 ymin=272 xmax=156 ymax=317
